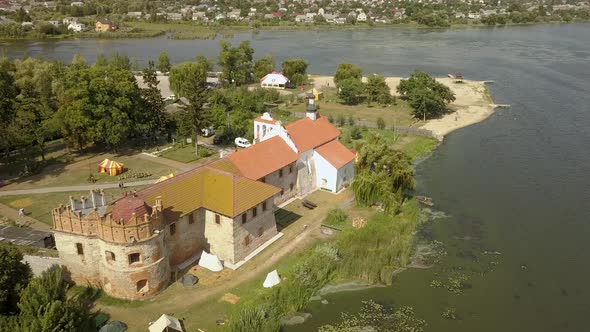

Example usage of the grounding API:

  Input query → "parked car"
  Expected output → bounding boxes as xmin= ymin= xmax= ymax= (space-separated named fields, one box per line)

xmin=201 ymin=127 xmax=216 ymax=137
xmin=234 ymin=137 xmax=251 ymax=148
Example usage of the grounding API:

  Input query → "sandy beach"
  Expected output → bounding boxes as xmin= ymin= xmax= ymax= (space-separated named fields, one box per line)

xmin=311 ymin=75 xmax=497 ymax=139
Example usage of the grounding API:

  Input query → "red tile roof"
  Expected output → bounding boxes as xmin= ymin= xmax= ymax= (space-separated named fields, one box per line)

xmin=255 ymin=116 xmax=278 ymax=125
xmin=112 ymin=195 xmax=152 ymax=223
xmin=285 ymin=116 xmax=340 ymax=152
xmin=228 ymin=136 xmax=299 ymax=180
xmin=315 ymin=140 xmax=356 ymax=169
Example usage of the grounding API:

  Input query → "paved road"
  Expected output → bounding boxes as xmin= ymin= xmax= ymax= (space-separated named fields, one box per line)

xmin=0 ymin=179 xmax=156 ymax=197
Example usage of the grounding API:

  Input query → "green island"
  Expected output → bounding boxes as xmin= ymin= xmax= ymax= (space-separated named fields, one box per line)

xmin=0 ymin=0 xmax=589 ymax=41
xmin=0 ymin=39 xmax=496 ymax=332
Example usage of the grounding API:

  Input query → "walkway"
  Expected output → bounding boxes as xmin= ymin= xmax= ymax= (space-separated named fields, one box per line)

xmin=0 ymin=180 xmax=155 ymax=197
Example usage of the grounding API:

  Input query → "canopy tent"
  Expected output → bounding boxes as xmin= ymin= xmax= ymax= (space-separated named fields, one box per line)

xmin=198 ymin=251 xmax=223 ymax=272
xmin=312 ymin=88 xmax=323 ymax=101
xmin=155 ymin=173 xmax=175 ymax=184
xmin=260 ymin=72 xmax=289 ymax=89
xmin=98 ymin=321 xmax=127 ymax=332
xmin=98 ymin=159 xmax=124 ymax=176
xmin=148 ymin=314 xmax=183 ymax=332
xmin=263 ymin=270 xmax=280 ymax=288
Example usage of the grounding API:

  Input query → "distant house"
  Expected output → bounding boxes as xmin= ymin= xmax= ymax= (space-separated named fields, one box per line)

xmin=43 ymin=1 xmax=56 ymax=9
xmin=167 ymin=12 xmax=182 ymax=20
xmin=48 ymin=20 xmax=60 ymax=26
xmin=70 ymin=1 xmax=84 ymax=7
xmin=126 ymin=11 xmax=142 ymax=19
xmin=295 ymin=14 xmax=306 ymax=22
xmin=63 ymin=17 xmax=78 ymax=25
xmin=21 ymin=21 xmax=33 ymax=29
xmin=192 ymin=11 xmax=207 ymax=21
xmin=215 ymin=13 xmax=226 ymax=21
xmin=356 ymin=12 xmax=367 ymax=22
xmin=68 ymin=21 xmax=85 ymax=32
xmin=260 ymin=72 xmax=289 ymax=89
xmin=95 ymin=18 xmax=117 ymax=32
xmin=227 ymin=10 xmax=241 ymax=19
xmin=334 ymin=17 xmax=346 ymax=24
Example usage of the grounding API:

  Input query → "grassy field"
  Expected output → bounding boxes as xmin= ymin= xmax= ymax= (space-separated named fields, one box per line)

xmin=158 ymin=144 xmax=215 ymax=164
xmin=285 ymin=87 xmax=417 ymax=128
xmin=1 ymin=153 xmax=178 ymax=190
xmin=0 ymin=187 xmax=143 ymax=226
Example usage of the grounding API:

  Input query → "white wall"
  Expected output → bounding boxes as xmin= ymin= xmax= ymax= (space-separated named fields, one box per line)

xmin=313 ymin=152 xmax=338 ymax=192
xmin=336 ymin=160 xmax=355 ymax=192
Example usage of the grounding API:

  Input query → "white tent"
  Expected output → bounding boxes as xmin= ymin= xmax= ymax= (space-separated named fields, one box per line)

xmin=263 ymin=270 xmax=281 ymax=288
xmin=148 ymin=314 xmax=183 ymax=332
xmin=198 ymin=251 xmax=223 ymax=272
xmin=260 ymin=72 xmax=289 ymax=89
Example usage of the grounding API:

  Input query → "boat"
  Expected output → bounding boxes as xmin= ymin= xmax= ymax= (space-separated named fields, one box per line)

xmin=415 ymin=195 xmax=434 ymax=206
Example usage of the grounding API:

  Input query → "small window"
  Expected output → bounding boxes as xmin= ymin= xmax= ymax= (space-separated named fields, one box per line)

xmin=257 ymin=227 xmax=264 ymax=237
xmin=290 ymin=183 xmax=294 ymax=191
xmin=244 ymin=235 xmax=251 ymax=246
xmin=289 ymin=165 xmax=293 ymax=173
xmin=215 ymin=214 xmax=221 ymax=224
xmin=136 ymin=279 xmax=148 ymax=293
xmin=242 ymin=213 xmax=247 ymax=224
xmin=105 ymin=251 xmax=115 ymax=262
xmin=188 ymin=213 xmax=194 ymax=224
xmin=280 ymin=189 xmax=284 ymax=196
xmin=76 ymin=243 xmax=83 ymax=255
xmin=129 ymin=253 xmax=140 ymax=264
xmin=262 ymin=201 xmax=267 ymax=212
xmin=279 ymin=169 xmax=283 ymax=178
xmin=170 ymin=223 xmax=176 ymax=235
xmin=252 ymin=206 xmax=257 ymax=218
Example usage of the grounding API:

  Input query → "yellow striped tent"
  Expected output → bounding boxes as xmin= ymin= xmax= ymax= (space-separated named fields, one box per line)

xmin=98 ymin=159 xmax=124 ymax=176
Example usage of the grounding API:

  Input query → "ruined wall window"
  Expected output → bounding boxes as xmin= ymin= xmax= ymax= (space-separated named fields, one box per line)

xmin=170 ymin=223 xmax=176 ymax=235
xmin=262 ymin=201 xmax=267 ymax=212
xmin=105 ymin=251 xmax=115 ymax=263
xmin=290 ymin=183 xmax=294 ymax=191
xmin=136 ymin=279 xmax=148 ymax=293
xmin=76 ymin=243 xmax=83 ymax=255
xmin=279 ymin=169 xmax=283 ymax=178
xmin=242 ymin=213 xmax=247 ymax=224
xmin=252 ymin=206 xmax=257 ymax=218
xmin=244 ymin=235 xmax=251 ymax=246
xmin=257 ymin=227 xmax=264 ymax=237
xmin=280 ymin=189 xmax=284 ymax=196
xmin=129 ymin=253 xmax=141 ymax=265
xmin=289 ymin=164 xmax=293 ymax=173
xmin=215 ymin=214 xmax=221 ymax=224
xmin=188 ymin=213 xmax=194 ymax=224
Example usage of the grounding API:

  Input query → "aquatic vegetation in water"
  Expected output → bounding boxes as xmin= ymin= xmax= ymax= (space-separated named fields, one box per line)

xmin=430 ymin=280 xmax=443 ymax=288
xmin=445 ymin=273 xmax=471 ymax=294
xmin=319 ymin=300 xmax=427 ymax=332
xmin=441 ymin=307 xmax=458 ymax=320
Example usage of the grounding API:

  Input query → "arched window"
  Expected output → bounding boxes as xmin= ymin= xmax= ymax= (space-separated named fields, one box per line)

xmin=136 ymin=279 xmax=148 ymax=293
xmin=105 ymin=251 xmax=115 ymax=263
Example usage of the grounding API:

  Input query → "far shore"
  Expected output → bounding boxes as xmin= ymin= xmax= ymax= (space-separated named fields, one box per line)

xmin=311 ymin=75 xmax=497 ymax=139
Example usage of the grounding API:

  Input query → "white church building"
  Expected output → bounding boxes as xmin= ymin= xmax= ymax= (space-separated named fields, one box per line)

xmin=250 ymin=98 xmax=356 ymax=195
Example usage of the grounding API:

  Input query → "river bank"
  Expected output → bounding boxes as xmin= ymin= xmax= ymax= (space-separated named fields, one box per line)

xmin=312 ymin=75 xmax=497 ymax=139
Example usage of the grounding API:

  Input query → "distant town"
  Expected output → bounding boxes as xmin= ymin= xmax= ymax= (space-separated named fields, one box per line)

xmin=0 ymin=0 xmax=589 ymax=39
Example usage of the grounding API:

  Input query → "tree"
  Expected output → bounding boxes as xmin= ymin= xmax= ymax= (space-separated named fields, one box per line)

xmin=254 ymin=54 xmax=274 ymax=80
xmin=0 ymin=61 xmax=18 ymax=155
xmin=281 ymin=58 xmax=308 ymax=85
xmin=334 ymin=63 xmax=362 ymax=87
xmin=377 ymin=117 xmax=386 ymax=129
xmin=352 ymin=133 xmax=415 ymax=214
xmin=157 ymin=51 xmax=171 ymax=73
xmin=218 ymin=40 xmax=254 ymax=86
xmin=17 ymin=266 xmax=91 ymax=332
xmin=338 ymin=78 xmax=365 ymax=105
xmin=169 ymin=56 xmax=211 ymax=155
xmin=0 ymin=246 xmax=32 ymax=315
xmin=398 ymin=70 xmax=455 ymax=119
xmin=137 ymin=61 xmax=167 ymax=140
xmin=366 ymin=73 xmax=392 ymax=105
xmin=109 ymin=52 xmax=131 ymax=70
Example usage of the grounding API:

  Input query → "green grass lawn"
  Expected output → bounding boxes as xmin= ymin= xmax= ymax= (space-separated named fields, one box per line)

xmin=1 ymin=153 xmax=178 ymax=190
xmin=0 ymin=187 xmax=144 ymax=226
xmin=285 ymin=87 xmax=417 ymax=128
xmin=158 ymin=144 xmax=215 ymax=164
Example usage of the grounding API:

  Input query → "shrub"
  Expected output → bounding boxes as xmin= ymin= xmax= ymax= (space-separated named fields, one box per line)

xmin=350 ymin=126 xmax=362 ymax=140
xmin=198 ymin=148 xmax=212 ymax=158
xmin=337 ymin=114 xmax=346 ymax=127
xmin=347 ymin=115 xmax=355 ymax=126
xmin=323 ymin=208 xmax=347 ymax=227
xmin=377 ymin=117 xmax=386 ymax=129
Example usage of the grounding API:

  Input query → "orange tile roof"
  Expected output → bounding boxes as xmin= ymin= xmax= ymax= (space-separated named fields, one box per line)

xmin=138 ymin=162 xmax=280 ymax=218
xmin=285 ymin=116 xmax=341 ymax=152
xmin=315 ymin=140 xmax=356 ymax=169
xmin=255 ymin=116 xmax=278 ymax=125
xmin=228 ymin=136 xmax=299 ymax=180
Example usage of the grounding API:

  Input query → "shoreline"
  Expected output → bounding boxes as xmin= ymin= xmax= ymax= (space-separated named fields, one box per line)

xmin=311 ymin=75 xmax=497 ymax=140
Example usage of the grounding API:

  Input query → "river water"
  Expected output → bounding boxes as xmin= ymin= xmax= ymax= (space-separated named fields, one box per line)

xmin=3 ymin=24 xmax=590 ymax=331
